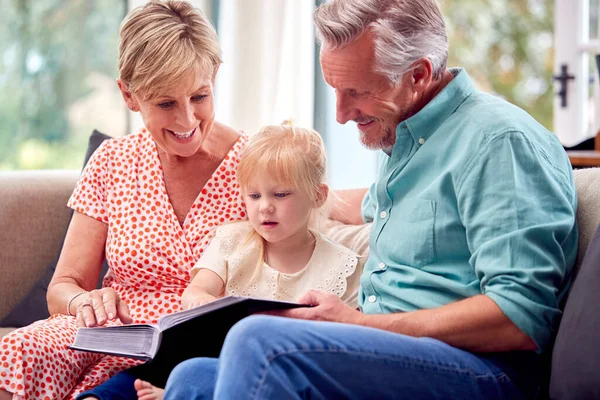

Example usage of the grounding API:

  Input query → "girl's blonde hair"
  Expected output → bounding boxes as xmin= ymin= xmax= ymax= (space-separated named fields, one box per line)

xmin=118 ymin=0 xmax=221 ymax=100
xmin=237 ymin=123 xmax=329 ymax=267
xmin=237 ymin=123 xmax=328 ymax=203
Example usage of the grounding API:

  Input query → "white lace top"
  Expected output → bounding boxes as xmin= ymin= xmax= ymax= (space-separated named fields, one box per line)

xmin=192 ymin=221 xmax=362 ymax=308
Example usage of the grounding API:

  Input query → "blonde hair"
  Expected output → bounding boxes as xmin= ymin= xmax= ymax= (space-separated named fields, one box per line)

xmin=237 ymin=123 xmax=328 ymax=267
xmin=118 ymin=0 xmax=222 ymax=99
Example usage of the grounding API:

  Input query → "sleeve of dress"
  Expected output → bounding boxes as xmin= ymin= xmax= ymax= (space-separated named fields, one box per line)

xmin=67 ymin=140 xmax=110 ymax=223
xmin=191 ymin=229 xmax=228 ymax=283
xmin=456 ymin=131 xmax=578 ymax=353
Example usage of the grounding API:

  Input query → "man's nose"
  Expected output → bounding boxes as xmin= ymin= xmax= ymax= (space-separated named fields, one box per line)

xmin=335 ymin=92 xmax=357 ymax=124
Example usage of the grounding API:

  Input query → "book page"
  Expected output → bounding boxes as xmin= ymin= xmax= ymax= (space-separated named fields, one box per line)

xmin=70 ymin=325 xmax=160 ymax=360
xmin=158 ymin=296 xmax=245 ymax=331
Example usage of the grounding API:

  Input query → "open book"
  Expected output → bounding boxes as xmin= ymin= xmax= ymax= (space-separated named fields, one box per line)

xmin=69 ymin=296 xmax=306 ymax=371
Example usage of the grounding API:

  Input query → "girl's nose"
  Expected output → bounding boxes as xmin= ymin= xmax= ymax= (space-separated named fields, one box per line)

xmin=260 ymin=201 xmax=274 ymax=214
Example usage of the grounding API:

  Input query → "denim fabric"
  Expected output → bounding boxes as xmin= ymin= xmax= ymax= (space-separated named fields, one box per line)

xmin=164 ymin=315 xmax=541 ymax=400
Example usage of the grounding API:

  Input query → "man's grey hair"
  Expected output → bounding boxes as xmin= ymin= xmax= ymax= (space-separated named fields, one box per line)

xmin=314 ymin=0 xmax=448 ymax=84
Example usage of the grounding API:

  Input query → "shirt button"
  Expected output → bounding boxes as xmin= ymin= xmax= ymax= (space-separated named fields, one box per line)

xmin=368 ymin=295 xmax=377 ymax=303
xmin=380 ymin=211 xmax=387 ymax=219
xmin=378 ymin=262 xmax=386 ymax=269
xmin=418 ymin=137 xmax=425 ymax=145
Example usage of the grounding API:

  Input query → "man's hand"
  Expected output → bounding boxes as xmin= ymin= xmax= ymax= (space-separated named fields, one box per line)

xmin=274 ymin=290 xmax=364 ymax=325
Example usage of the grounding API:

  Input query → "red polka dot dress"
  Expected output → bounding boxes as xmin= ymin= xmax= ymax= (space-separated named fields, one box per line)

xmin=0 ymin=128 xmax=248 ymax=399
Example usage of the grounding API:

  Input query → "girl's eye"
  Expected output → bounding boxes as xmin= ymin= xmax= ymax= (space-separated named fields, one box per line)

xmin=274 ymin=192 xmax=290 ymax=198
xmin=158 ymin=101 xmax=175 ymax=109
xmin=248 ymin=194 xmax=260 ymax=200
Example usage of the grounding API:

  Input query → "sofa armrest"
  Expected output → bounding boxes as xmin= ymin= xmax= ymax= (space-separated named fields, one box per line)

xmin=0 ymin=170 xmax=79 ymax=320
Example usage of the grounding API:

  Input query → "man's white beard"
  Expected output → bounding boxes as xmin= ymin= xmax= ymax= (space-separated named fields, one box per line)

xmin=359 ymin=128 xmax=395 ymax=152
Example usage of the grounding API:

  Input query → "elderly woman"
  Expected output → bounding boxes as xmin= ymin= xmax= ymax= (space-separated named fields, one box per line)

xmin=0 ymin=1 xmax=247 ymax=399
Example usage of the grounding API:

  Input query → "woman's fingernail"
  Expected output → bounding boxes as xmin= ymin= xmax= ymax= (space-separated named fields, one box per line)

xmin=108 ymin=313 xmax=114 ymax=319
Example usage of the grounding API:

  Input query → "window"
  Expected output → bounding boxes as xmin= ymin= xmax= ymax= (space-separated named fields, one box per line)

xmin=0 ymin=1 xmax=127 ymax=170
xmin=553 ymin=0 xmax=599 ymax=147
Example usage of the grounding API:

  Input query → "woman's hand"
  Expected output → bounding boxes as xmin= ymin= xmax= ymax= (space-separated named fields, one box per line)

xmin=182 ymin=293 xmax=217 ymax=310
xmin=74 ymin=288 xmax=132 ymax=328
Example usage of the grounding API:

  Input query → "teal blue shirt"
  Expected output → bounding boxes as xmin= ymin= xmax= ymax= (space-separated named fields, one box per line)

xmin=359 ymin=68 xmax=578 ymax=352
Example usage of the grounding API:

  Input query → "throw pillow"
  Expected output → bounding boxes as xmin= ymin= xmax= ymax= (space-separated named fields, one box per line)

xmin=549 ymin=224 xmax=600 ymax=399
xmin=0 ymin=130 xmax=112 ymax=327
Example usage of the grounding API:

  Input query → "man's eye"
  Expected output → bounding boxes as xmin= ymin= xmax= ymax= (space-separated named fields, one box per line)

xmin=158 ymin=101 xmax=175 ymax=109
xmin=274 ymin=192 xmax=290 ymax=198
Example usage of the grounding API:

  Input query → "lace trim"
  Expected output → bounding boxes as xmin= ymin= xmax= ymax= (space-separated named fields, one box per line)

xmin=219 ymin=224 xmax=359 ymax=300
xmin=308 ymin=248 xmax=358 ymax=298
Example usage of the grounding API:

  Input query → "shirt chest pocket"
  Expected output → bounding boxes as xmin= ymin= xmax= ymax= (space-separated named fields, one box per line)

xmin=377 ymin=199 xmax=436 ymax=268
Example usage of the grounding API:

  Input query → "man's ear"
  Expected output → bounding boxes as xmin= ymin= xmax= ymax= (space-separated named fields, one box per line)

xmin=409 ymin=58 xmax=434 ymax=93
xmin=117 ymin=79 xmax=139 ymax=112
xmin=315 ymin=183 xmax=329 ymax=208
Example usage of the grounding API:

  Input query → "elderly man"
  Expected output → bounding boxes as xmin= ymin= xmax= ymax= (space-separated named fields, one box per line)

xmin=164 ymin=0 xmax=577 ymax=399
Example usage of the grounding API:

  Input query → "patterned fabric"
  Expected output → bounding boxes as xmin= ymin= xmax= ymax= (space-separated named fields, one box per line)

xmin=193 ymin=221 xmax=362 ymax=307
xmin=0 ymin=128 xmax=248 ymax=399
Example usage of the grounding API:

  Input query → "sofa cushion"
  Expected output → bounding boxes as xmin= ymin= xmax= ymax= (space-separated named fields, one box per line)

xmin=572 ymin=168 xmax=600 ymax=277
xmin=0 ymin=130 xmax=111 ymax=328
xmin=0 ymin=170 xmax=79 ymax=323
xmin=550 ymin=224 xmax=600 ymax=399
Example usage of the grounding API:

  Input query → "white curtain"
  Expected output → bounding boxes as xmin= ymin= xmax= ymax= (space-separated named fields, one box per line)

xmin=215 ymin=0 xmax=315 ymax=134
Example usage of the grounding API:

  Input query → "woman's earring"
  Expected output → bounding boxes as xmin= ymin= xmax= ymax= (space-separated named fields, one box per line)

xmin=128 ymin=104 xmax=138 ymax=112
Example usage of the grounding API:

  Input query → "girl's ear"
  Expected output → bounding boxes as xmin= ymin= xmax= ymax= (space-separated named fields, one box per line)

xmin=315 ymin=183 xmax=329 ymax=208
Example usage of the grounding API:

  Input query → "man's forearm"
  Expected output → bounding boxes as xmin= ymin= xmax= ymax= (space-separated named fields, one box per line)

xmin=329 ymin=188 xmax=368 ymax=225
xmin=358 ymin=294 xmax=537 ymax=353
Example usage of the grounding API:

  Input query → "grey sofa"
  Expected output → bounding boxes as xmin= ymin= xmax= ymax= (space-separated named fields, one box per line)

xmin=0 ymin=168 xmax=599 ymax=396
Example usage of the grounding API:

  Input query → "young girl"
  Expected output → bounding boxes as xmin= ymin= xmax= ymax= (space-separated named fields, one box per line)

xmin=80 ymin=123 xmax=363 ymax=400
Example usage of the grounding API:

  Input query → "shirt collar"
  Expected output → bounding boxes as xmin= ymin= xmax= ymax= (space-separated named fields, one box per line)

xmin=397 ymin=68 xmax=475 ymax=145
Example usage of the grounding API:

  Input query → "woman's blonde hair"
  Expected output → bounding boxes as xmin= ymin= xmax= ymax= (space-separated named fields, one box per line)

xmin=237 ymin=123 xmax=329 ymax=268
xmin=237 ymin=123 xmax=328 ymax=204
xmin=118 ymin=0 xmax=221 ymax=99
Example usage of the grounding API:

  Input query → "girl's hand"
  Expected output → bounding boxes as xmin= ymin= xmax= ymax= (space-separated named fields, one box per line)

xmin=74 ymin=288 xmax=132 ymax=328
xmin=183 ymin=293 xmax=217 ymax=310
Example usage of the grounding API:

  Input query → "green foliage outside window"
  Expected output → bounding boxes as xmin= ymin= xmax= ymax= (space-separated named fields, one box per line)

xmin=0 ymin=0 xmax=126 ymax=170
xmin=441 ymin=0 xmax=554 ymax=130
xmin=0 ymin=0 xmax=567 ymax=170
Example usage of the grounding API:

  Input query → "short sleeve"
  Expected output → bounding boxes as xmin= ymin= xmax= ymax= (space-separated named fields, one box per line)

xmin=457 ymin=131 xmax=578 ymax=352
xmin=191 ymin=230 xmax=228 ymax=282
xmin=67 ymin=140 xmax=110 ymax=223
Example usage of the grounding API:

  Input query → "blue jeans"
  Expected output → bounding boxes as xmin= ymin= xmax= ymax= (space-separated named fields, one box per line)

xmin=164 ymin=315 xmax=543 ymax=400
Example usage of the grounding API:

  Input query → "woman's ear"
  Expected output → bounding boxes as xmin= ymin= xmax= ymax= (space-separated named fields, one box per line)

xmin=315 ymin=183 xmax=329 ymax=208
xmin=211 ymin=64 xmax=221 ymax=84
xmin=117 ymin=79 xmax=139 ymax=112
